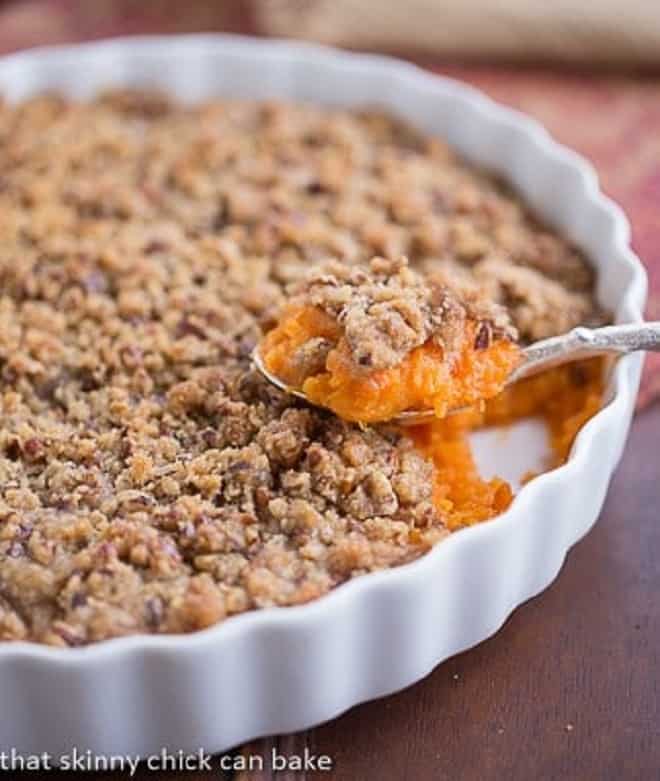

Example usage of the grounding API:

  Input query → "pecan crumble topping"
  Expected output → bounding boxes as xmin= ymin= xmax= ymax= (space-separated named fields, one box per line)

xmin=280 ymin=256 xmax=516 ymax=374
xmin=0 ymin=91 xmax=602 ymax=645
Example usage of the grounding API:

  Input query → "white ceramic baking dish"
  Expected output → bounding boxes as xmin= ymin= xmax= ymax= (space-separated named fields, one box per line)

xmin=0 ymin=35 xmax=646 ymax=760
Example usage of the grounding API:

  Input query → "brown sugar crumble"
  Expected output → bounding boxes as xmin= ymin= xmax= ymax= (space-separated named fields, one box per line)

xmin=0 ymin=91 xmax=603 ymax=645
xmin=258 ymin=256 xmax=522 ymax=423
xmin=273 ymin=256 xmax=516 ymax=374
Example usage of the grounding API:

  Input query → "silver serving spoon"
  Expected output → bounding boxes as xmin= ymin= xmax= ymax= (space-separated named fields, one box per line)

xmin=253 ymin=321 xmax=660 ymax=426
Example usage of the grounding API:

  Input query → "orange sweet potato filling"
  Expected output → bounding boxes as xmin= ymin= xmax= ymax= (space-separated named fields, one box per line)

xmin=407 ymin=358 xmax=604 ymax=530
xmin=260 ymin=305 xmax=521 ymax=424
xmin=260 ymin=305 xmax=603 ymax=531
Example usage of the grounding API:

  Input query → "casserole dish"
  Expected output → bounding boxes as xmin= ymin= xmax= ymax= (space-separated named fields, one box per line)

xmin=0 ymin=35 xmax=646 ymax=758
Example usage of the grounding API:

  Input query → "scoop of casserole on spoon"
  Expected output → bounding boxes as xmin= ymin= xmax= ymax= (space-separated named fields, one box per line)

xmin=253 ymin=257 xmax=660 ymax=426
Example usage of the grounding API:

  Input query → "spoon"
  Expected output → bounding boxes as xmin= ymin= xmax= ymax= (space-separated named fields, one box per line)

xmin=253 ymin=321 xmax=660 ymax=426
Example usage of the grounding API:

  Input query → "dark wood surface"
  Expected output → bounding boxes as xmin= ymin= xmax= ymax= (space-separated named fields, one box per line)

xmin=62 ymin=402 xmax=659 ymax=780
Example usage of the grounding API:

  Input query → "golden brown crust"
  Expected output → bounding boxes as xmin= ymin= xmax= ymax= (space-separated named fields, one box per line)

xmin=0 ymin=91 xmax=601 ymax=645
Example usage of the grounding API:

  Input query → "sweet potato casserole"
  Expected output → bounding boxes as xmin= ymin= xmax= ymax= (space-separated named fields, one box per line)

xmin=0 ymin=92 xmax=604 ymax=645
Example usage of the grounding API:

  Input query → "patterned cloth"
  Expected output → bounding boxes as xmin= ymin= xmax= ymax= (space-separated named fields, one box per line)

xmin=0 ymin=0 xmax=658 ymax=407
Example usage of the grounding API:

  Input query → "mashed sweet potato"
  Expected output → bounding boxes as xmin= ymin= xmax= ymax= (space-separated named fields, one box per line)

xmin=260 ymin=304 xmax=521 ymax=424
xmin=405 ymin=358 xmax=604 ymax=529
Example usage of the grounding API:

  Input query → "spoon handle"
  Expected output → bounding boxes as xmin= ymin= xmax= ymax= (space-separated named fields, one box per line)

xmin=510 ymin=321 xmax=660 ymax=384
